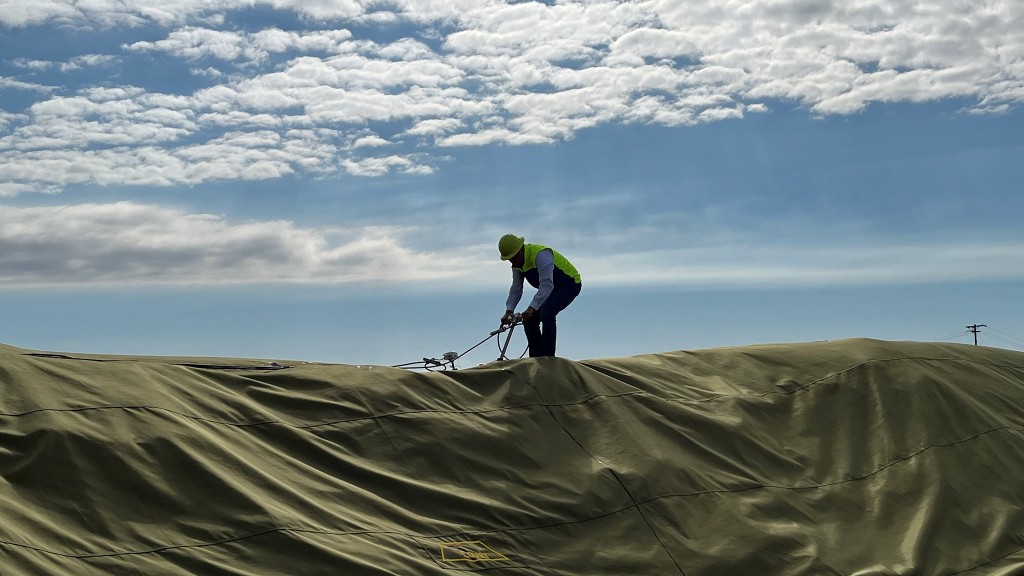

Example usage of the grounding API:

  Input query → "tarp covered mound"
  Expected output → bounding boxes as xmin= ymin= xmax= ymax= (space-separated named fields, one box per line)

xmin=2 ymin=339 xmax=1024 ymax=575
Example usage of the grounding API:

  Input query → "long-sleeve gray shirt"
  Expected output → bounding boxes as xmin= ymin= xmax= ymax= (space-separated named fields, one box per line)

xmin=505 ymin=248 xmax=555 ymax=312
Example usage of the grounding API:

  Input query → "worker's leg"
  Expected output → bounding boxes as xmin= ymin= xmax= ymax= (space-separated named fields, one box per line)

xmin=537 ymin=282 xmax=582 ymax=357
xmin=523 ymin=313 xmax=543 ymax=357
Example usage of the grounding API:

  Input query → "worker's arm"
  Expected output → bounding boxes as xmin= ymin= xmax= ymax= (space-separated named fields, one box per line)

xmin=503 ymin=268 xmax=525 ymax=322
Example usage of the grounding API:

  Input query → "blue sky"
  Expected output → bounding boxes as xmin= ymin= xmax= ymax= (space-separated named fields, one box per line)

xmin=1 ymin=0 xmax=1023 ymax=366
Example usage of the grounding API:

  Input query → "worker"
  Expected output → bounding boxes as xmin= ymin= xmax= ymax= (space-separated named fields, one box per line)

xmin=498 ymin=234 xmax=582 ymax=357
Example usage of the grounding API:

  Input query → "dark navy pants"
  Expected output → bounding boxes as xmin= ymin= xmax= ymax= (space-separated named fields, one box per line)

xmin=523 ymin=282 xmax=582 ymax=357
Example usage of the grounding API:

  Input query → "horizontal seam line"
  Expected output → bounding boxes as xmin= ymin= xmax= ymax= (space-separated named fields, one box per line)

xmin=649 ymin=357 xmax=1024 ymax=404
xmin=9 ymin=357 xmax=1024 ymax=422
xmin=946 ymin=545 xmax=1024 ymax=576
xmin=632 ymin=425 xmax=1023 ymax=502
xmin=0 ymin=391 xmax=646 ymax=429
xmin=5 ymin=425 xmax=1018 ymax=561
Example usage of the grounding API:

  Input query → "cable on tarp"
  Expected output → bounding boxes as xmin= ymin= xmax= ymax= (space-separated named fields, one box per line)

xmin=391 ymin=315 xmax=527 ymax=370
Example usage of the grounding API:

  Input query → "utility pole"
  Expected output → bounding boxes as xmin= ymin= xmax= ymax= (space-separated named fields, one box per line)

xmin=966 ymin=324 xmax=987 ymax=345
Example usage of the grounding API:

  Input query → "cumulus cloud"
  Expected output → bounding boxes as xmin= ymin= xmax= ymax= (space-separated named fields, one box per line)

xmin=350 ymin=133 xmax=390 ymax=148
xmin=0 ymin=0 xmax=405 ymax=28
xmin=0 ymin=0 xmax=1021 ymax=193
xmin=0 ymin=128 xmax=350 ymax=187
xmin=0 ymin=1 xmax=80 ymax=27
xmin=340 ymin=154 xmax=434 ymax=176
xmin=0 ymin=76 xmax=53 ymax=93
xmin=0 ymin=202 xmax=478 ymax=286
xmin=125 ymin=27 xmax=355 ymax=64
xmin=15 ymin=54 xmax=122 ymax=73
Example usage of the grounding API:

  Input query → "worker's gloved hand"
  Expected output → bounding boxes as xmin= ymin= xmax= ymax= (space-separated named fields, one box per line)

xmin=500 ymin=310 xmax=515 ymax=325
xmin=520 ymin=307 xmax=535 ymax=322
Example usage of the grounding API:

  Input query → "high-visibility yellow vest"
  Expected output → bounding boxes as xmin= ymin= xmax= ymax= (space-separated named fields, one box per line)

xmin=515 ymin=243 xmax=581 ymax=288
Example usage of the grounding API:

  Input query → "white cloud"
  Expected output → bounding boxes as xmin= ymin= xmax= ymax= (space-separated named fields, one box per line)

xmin=127 ymin=27 xmax=262 ymax=62
xmin=73 ymin=53 xmax=119 ymax=66
xmin=0 ymin=126 xmax=348 ymax=187
xmin=0 ymin=182 xmax=61 ymax=197
xmin=340 ymin=154 xmax=433 ymax=176
xmin=403 ymin=118 xmax=463 ymax=136
xmin=125 ymin=27 xmax=355 ymax=64
xmin=351 ymin=133 xmax=389 ymax=148
xmin=608 ymin=27 xmax=700 ymax=62
xmin=13 ymin=55 xmax=119 ymax=74
xmin=0 ymin=0 xmax=79 ymax=27
xmin=12 ymin=59 xmax=55 ymax=71
xmin=0 ymin=201 xmax=477 ymax=286
xmin=437 ymin=126 xmax=554 ymax=146
xmin=0 ymin=76 xmax=53 ymax=93
xmin=0 ymin=0 xmax=1021 ymax=193
xmin=0 ymin=114 xmax=14 ymax=134
xmin=2 ymin=92 xmax=194 ymax=152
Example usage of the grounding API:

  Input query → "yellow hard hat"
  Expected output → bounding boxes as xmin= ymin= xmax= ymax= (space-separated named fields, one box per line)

xmin=498 ymin=234 xmax=524 ymax=260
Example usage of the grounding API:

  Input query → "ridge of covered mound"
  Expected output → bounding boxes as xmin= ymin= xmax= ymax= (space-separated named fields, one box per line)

xmin=1 ymin=339 xmax=1023 ymax=575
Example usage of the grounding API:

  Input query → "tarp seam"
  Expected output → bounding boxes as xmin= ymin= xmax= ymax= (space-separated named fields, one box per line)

xmin=503 ymin=366 xmax=689 ymax=575
xmin=581 ymin=356 xmax=1024 ymax=404
xmin=633 ymin=424 xmax=1022 ymax=499
xmin=3 ymin=426 xmax=1020 ymax=568
xmin=946 ymin=547 xmax=1024 ymax=575
xmin=22 ymin=353 xmax=293 ymax=370
xmin=0 ymin=526 xmax=435 ymax=561
xmin=7 ymin=357 xmax=1023 ymax=426
xmin=0 ymin=392 xmax=647 ymax=429
xmin=3 ymin=383 xmax=1021 ymax=432
xmin=777 ymin=356 xmax=1024 ymax=399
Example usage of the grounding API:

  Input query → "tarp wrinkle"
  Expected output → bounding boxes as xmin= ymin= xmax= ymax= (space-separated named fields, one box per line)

xmin=1 ymin=338 xmax=1023 ymax=575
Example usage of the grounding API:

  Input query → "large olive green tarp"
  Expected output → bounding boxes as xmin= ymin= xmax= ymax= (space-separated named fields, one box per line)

xmin=1 ymin=339 xmax=1023 ymax=575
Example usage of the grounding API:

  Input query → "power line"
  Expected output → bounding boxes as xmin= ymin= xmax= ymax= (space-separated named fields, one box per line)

xmin=983 ymin=333 xmax=1024 ymax=351
xmin=929 ymin=330 xmax=969 ymax=343
xmin=986 ymin=326 xmax=1024 ymax=347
